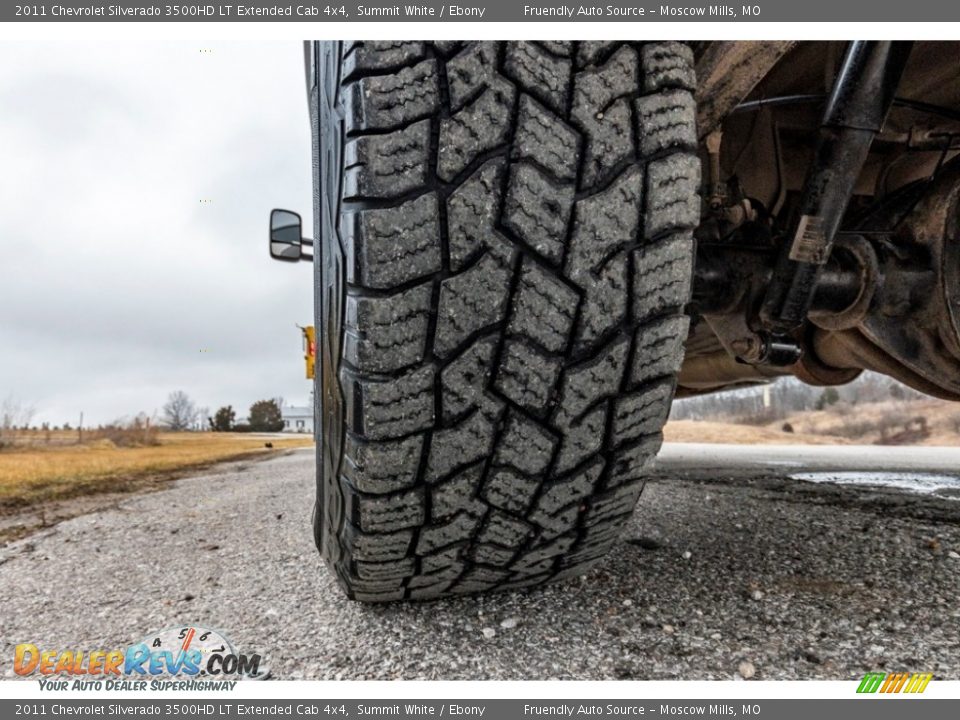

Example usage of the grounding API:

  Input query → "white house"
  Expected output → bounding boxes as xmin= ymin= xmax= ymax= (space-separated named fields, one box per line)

xmin=281 ymin=405 xmax=314 ymax=434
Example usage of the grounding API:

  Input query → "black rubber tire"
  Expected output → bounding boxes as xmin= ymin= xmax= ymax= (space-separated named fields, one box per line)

xmin=312 ymin=41 xmax=700 ymax=601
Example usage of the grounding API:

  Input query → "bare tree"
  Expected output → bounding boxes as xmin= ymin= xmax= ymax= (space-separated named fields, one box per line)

xmin=0 ymin=395 xmax=35 ymax=448
xmin=162 ymin=390 xmax=198 ymax=431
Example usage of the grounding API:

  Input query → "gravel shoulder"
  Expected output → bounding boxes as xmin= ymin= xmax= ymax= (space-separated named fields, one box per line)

xmin=1 ymin=446 xmax=958 ymax=681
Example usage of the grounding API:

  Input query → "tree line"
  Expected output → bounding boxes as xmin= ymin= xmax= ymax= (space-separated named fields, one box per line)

xmin=669 ymin=371 xmax=926 ymax=424
xmin=162 ymin=391 xmax=285 ymax=433
xmin=208 ymin=400 xmax=284 ymax=433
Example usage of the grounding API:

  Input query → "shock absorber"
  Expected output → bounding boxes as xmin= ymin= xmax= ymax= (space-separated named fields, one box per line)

xmin=759 ymin=41 xmax=913 ymax=337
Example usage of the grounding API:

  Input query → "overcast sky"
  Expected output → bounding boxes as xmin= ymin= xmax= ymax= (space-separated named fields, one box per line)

xmin=0 ymin=41 xmax=315 ymax=426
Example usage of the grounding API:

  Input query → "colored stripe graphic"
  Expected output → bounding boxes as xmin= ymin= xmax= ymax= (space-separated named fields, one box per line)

xmin=857 ymin=672 xmax=932 ymax=694
xmin=857 ymin=672 xmax=886 ymax=693
xmin=907 ymin=673 xmax=933 ymax=693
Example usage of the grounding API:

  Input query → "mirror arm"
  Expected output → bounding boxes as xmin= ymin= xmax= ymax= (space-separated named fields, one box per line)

xmin=299 ymin=236 xmax=314 ymax=262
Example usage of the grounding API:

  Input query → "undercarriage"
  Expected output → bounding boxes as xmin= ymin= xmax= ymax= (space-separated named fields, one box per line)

xmin=683 ymin=41 xmax=960 ymax=400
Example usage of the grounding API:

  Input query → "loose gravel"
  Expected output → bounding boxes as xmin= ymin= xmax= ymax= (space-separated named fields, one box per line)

xmin=1 ymin=447 xmax=958 ymax=680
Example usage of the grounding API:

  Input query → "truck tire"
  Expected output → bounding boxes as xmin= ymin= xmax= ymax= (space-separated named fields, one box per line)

xmin=313 ymin=41 xmax=699 ymax=601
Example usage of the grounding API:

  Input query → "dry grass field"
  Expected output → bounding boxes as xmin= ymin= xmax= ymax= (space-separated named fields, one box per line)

xmin=664 ymin=420 xmax=851 ymax=445
xmin=666 ymin=398 xmax=960 ymax=447
xmin=0 ymin=432 xmax=314 ymax=510
xmin=772 ymin=398 xmax=960 ymax=446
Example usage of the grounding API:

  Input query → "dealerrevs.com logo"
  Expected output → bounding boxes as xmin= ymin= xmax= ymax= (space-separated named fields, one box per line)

xmin=15 ymin=626 xmax=268 ymax=690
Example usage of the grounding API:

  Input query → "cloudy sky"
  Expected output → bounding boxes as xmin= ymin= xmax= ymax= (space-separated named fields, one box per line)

xmin=0 ymin=40 xmax=315 ymax=426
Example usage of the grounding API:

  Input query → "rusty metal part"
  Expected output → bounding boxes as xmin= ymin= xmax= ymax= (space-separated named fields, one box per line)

xmin=688 ymin=240 xmax=866 ymax=388
xmin=694 ymin=247 xmax=866 ymax=319
xmin=677 ymin=327 xmax=859 ymax=394
xmin=921 ymin=163 xmax=960 ymax=361
xmin=688 ymin=169 xmax=960 ymax=398
xmin=679 ymin=316 xmax=786 ymax=393
xmin=696 ymin=41 xmax=797 ymax=140
xmin=702 ymin=313 xmax=765 ymax=364
xmin=705 ymin=130 xmax=726 ymax=209
xmin=686 ymin=165 xmax=960 ymax=398
xmin=720 ymin=199 xmax=759 ymax=229
xmin=793 ymin=327 xmax=864 ymax=387
xmin=677 ymin=351 xmax=790 ymax=393
xmin=806 ymin=160 xmax=960 ymax=399
xmin=807 ymin=235 xmax=880 ymax=331
xmin=812 ymin=329 xmax=960 ymax=400
xmin=685 ymin=41 xmax=960 ymax=400
xmin=945 ymin=220 xmax=960 ymax=362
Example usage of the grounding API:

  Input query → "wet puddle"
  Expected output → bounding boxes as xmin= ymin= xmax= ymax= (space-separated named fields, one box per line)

xmin=791 ymin=471 xmax=960 ymax=499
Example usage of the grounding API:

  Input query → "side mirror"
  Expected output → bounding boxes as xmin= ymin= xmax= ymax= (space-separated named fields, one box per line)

xmin=270 ymin=209 xmax=313 ymax=262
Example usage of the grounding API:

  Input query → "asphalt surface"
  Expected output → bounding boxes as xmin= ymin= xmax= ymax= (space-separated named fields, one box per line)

xmin=2 ymin=445 xmax=959 ymax=681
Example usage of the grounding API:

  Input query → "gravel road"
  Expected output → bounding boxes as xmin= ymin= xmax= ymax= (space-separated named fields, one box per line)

xmin=2 ymin=446 xmax=959 ymax=680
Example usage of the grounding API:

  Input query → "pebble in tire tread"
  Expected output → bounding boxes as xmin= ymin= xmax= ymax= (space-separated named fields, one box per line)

xmin=316 ymin=41 xmax=699 ymax=602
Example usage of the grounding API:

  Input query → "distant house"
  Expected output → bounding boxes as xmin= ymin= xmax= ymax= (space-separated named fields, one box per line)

xmin=193 ymin=409 xmax=211 ymax=432
xmin=282 ymin=405 xmax=314 ymax=434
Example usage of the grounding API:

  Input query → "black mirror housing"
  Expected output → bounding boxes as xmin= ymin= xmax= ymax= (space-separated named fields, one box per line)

xmin=270 ymin=209 xmax=312 ymax=262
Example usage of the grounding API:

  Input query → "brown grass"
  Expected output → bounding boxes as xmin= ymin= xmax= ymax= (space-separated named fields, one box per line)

xmin=776 ymin=399 xmax=960 ymax=446
xmin=0 ymin=432 xmax=313 ymax=510
xmin=666 ymin=398 xmax=960 ymax=446
xmin=664 ymin=420 xmax=851 ymax=445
